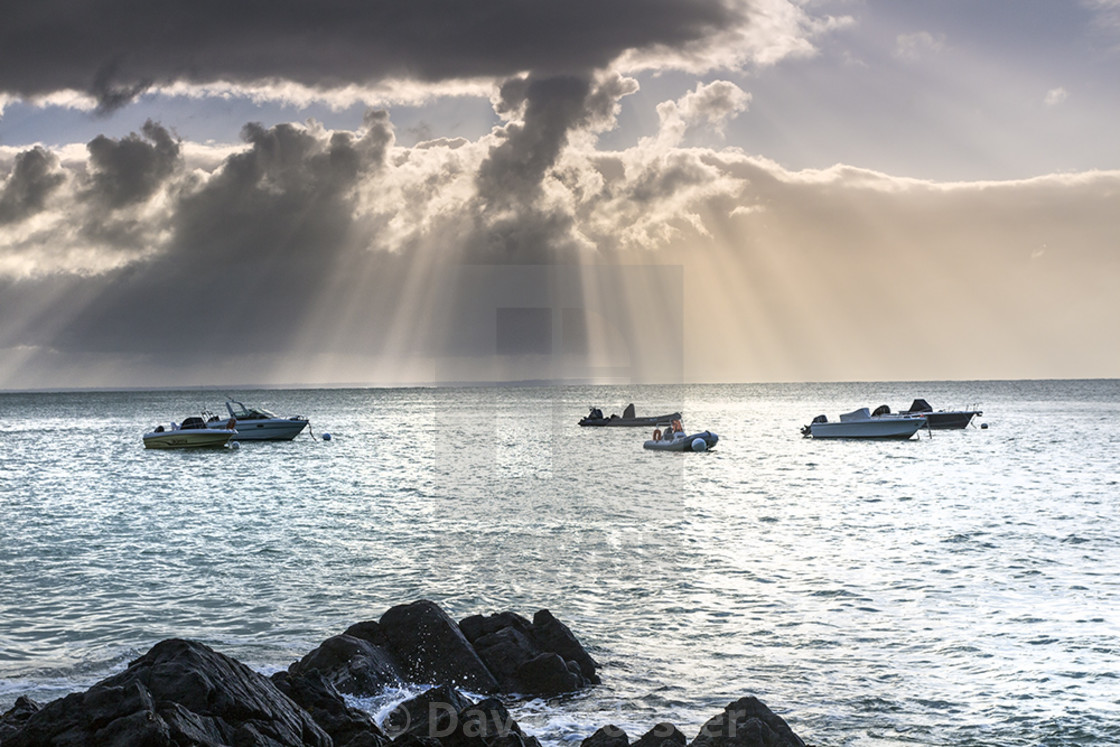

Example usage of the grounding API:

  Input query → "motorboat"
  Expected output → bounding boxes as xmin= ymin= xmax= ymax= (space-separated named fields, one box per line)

xmin=143 ymin=415 xmax=236 ymax=449
xmin=643 ymin=419 xmax=718 ymax=451
xmin=801 ymin=407 xmax=927 ymax=439
xmin=579 ymin=403 xmax=683 ymax=427
xmin=206 ymin=398 xmax=310 ymax=441
xmin=897 ymin=399 xmax=982 ymax=429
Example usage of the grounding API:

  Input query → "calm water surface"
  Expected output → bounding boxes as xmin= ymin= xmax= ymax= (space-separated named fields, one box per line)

xmin=2 ymin=381 xmax=1118 ymax=746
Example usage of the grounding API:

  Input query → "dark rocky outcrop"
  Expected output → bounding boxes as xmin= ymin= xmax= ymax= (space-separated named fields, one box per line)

xmin=288 ymin=629 xmax=405 ymax=696
xmin=386 ymin=685 xmax=541 ymax=747
xmin=292 ymin=600 xmax=600 ymax=699
xmin=633 ymin=723 xmax=688 ymax=747
xmin=578 ymin=703 xmax=806 ymax=747
xmin=689 ymin=696 xmax=807 ymax=747
xmin=381 ymin=600 xmax=500 ymax=694
xmin=581 ymin=725 xmax=631 ymax=747
xmin=0 ymin=602 xmax=813 ymax=747
xmin=384 ymin=684 xmax=476 ymax=740
xmin=0 ymin=696 xmax=41 ymax=742
xmin=2 ymin=638 xmax=331 ymax=747
xmin=459 ymin=608 xmax=600 ymax=695
xmin=271 ymin=668 xmax=389 ymax=747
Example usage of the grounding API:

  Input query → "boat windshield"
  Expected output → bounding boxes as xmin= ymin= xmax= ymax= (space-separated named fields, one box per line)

xmin=226 ymin=400 xmax=279 ymax=420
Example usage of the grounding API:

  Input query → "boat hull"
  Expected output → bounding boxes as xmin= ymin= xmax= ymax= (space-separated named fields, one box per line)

xmin=808 ymin=419 xmax=925 ymax=439
xmin=900 ymin=399 xmax=981 ymax=429
xmin=909 ymin=410 xmax=980 ymax=429
xmin=643 ymin=431 xmax=718 ymax=451
xmin=209 ymin=417 xmax=308 ymax=441
xmin=580 ymin=412 xmax=682 ymax=427
xmin=143 ymin=430 xmax=234 ymax=449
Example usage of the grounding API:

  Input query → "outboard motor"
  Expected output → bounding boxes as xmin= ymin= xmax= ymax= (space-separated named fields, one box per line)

xmin=802 ymin=414 xmax=827 ymax=437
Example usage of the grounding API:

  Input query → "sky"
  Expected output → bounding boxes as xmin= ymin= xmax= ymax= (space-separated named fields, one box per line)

xmin=2 ymin=0 xmax=1119 ymax=389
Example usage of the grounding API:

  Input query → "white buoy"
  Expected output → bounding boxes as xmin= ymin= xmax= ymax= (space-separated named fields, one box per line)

xmin=322 ymin=433 xmax=332 ymax=441
xmin=691 ymin=438 xmax=707 ymax=452
xmin=229 ymin=441 xmax=241 ymax=450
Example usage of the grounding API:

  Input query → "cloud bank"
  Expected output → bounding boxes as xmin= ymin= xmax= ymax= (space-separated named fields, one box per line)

xmin=2 ymin=0 xmax=1118 ymax=387
xmin=3 ymin=72 xmax=1118 ymax=387
xmin=0 ymin=0 xmax=839 ymax=113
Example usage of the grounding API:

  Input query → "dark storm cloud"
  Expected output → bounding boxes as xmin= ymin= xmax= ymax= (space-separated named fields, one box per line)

xmin=466 ymin=73 xmax=623 ymax=262
xmin=0 ymin=147 xmax=64 ymax=224
xmin=0 ymin=0 xmax=737 ymax=109
xmin=83 ymin=121 xmax=180 ymax=208
xmin=477 ymin=75 xmax=594 ymax=205
xmin=51 ymin=114 xmax=396 ymax=357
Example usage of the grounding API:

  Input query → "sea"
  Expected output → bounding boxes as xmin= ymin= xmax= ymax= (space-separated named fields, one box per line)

xmin=1 ymin=380 xmax=1118 ymax=746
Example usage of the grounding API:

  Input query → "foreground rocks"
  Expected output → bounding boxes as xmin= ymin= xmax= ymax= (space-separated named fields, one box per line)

xmin=290 ymin=600 xmax=600 ymax=698
xmin=0 ymin=600 xmax=811 ymax=747
xmin=0 ymin=638 xmax=332 ymax=746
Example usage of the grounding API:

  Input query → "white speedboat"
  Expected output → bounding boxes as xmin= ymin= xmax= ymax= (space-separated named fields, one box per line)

xmin=206 ymin=398 xmax=309 ymax=441
xmin=802 ymin=407 xmax=927 ymax=439
xmin=643 ymin=419 xmax=718 ymax=452
xmin=143 ymin=415 xmax=236 ymax=449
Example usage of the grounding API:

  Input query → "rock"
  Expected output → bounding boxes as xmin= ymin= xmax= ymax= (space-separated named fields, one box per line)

xmin=391 ymin=734 xmax=447 ymax=747
xmin=529 ymin=610 xmax=599 ymax=683
xmin=387 ymin=687 xmax=540 ymax=747
xmin=297 ymin=602 xmax=598 ymax=699
xmin=633 ymin=723 xmax=688 ymax=747
xmin=459 ymin=612 xmax=534 ymax=643
xmin=0 ymin=696 xmax=42 ymax=741
xmin=380 ymin=600 xmax=500 ymax=694
xmin=514 ymin=653 xmax=582 ymax=695
xmin=289 ymin=632 xmax=404 ymax=695
xmin=470 ymin=626 xmax=538 ymax=690
xmin=689 ymin=696 xmax=806 ymax=747
xmin=272 ymin=668 xmax=389 ymax=747
xmin=345 ymin=619 xmax=395 ymax=646
xmin=449 ymin=697 xmax=541 ymax=747
xmin=384 ymin=684 xmax=475 ymax=740
xmin=581 ymin=724 xmax=631 ymax=747
xmin=461 ymin=608 xmax=600 ymax=695
xmin=3 ymin=638 xmax=330 ymax=747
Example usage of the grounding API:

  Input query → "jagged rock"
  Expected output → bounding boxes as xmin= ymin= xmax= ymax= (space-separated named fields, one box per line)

xmin=581 ymin=724 xmax=630 ymax=747
xmin=0 ymin=697 xmax=42 ymax=741
xmin=387 ymin=686 xmax=540 ymax=747
xmin=689 ymin=697 xmax=806 ymax=747
xmin=449 ymin=697 xmax=541 ymax=747
xmin=527 ymin=610 xmax=599 ymax=683
xmin=391 ymin=734 xmax=446 ymax=747
xmin=381 ymin=600 xmax=500 ymax=694
xmin=384 ymin=684 xmax=475 ymax=740
xmin=2 ymin=638 xmax=330 ymax=747
xmin=294 ymin=602 xmax=598 ymax=700
xmin=633 ymin=723 xmax=688 ymax=747
xmin=458 ymin=612 xmax=534 ymax=643
xmin=514 ymin=653 xmax=582 ymax=695
xmin=469 ymin=626 xmax=537 ymax=688
xmin=272 ymin=668 xmax=389 ymax=747
xmin=345 ymin=619 xmax=395 ymax=646
xmin=288 ymin=632 xmax=404 ymax=695
xmin=460 ymin=608 xmax=599 ymax=695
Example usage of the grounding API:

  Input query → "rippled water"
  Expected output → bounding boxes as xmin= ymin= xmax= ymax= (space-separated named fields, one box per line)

xmin=2 ymin=381 xmax=1118 ymax=746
